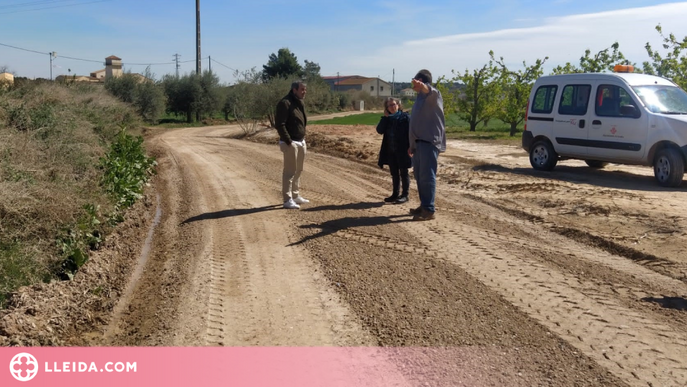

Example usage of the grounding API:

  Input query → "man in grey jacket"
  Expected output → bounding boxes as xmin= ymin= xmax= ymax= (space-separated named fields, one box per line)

xmin=408 ymin=69 xmax=446 ymax=221
xmin=274 ymin=81 xmax=309 ymax=209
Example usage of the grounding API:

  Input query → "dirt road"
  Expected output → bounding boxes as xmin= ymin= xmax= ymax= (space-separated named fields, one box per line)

xmin=82 ymin=120 xmax=686 ymax=386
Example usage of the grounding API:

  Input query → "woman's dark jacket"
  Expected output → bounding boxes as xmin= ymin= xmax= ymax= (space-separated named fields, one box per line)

xmin=376 ymin=111 xmax=412 ymax=169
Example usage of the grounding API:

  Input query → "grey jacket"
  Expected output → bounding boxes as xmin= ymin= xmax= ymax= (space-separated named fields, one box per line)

xmin=409 ymin=84 xmax=446 ymax=153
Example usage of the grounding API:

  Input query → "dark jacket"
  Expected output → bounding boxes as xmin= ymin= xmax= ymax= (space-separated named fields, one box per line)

xmin=274 ymin=90 xmax=307 ymax=143
xmin=376 ymin=111 xmax=412 ymax=169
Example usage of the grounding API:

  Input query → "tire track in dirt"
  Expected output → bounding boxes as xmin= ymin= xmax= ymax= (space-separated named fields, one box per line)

xmin=399 ymin=216 xmax=687 ymax=387
xmin=258 ymin=144 xmax=687 ymax=386
xmin=132 ymin=126 xmax=683 ymax=386
xmin=163 ymin=133 xmax=375 ymax=346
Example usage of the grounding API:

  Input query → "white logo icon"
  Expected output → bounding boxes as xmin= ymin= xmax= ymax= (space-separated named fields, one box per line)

xmin=9 ymin=353 xmax=38 ymax=382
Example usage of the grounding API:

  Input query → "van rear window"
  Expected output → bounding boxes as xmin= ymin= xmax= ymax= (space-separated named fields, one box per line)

xmin=532 ymin=85 xmax=557 ymax=114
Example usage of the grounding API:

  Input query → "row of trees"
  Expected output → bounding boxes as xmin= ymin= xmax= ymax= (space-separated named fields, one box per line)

xmin=103 ymin=48 xmax=380 ymax=129
xmin=103 ymin=25 xmax=687 ymax=136
xmin=443 ymin=24 xmax=687 ymax=136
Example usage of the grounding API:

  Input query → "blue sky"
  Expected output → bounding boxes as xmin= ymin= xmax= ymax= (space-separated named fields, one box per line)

xmin=2 ymin=0 xmax=687 ymax=84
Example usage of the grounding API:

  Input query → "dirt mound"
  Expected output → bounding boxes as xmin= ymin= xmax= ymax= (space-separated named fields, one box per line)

xmin=247 ymin=124 xmax=380 ymax=163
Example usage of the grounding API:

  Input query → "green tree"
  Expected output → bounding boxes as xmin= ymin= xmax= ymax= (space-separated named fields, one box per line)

xmin=551 ymin=42 xmax=632 ymax=74
xmin=262 ymin=48 xmax=303 ymax=81
xmin=197 ymin=70 xmax=223 ymax=121
xmin=104 ymin=73 xmax=139 ymax=103
xmin=491 ymin=51 xmax=548 ymax=136
xmin=104 ymin=69 xmax=166 ymax=124
xmin=452 ymin=61 xmax=501 ymax=132
xmin=161 ymin=71 xmax=222 ymax=123
xmin=135 ymin=67 xmax=166 ymax=124
xmin=435 ymin=76 xmax=458 ymax=122
xmin=225 ymin=69 xmax=292 ymax=132
xmin=643 ymin=24 xmax=687 ymax=90
xmin=162 ymin=73 xmax=201 ymax=123
xmin=303 ymin=60 xmax=322 ymax=82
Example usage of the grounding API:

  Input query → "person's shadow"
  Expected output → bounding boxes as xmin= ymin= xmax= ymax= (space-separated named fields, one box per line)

xmin=642 ymin=296 xmax=687 ymax=311
xmin=181 ymin=204 xmax=282 ymax=225
xmin=301 ymin=201 xmax=385 ymax=212
xmin=289 ymin=213 xmax=410 ymax=246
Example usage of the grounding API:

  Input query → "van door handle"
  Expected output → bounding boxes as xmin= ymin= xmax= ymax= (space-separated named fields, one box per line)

xmin=592 ymin=120 xmax=602 ymax=125
xmin=579 ymin=119 xmax=586 ymax=129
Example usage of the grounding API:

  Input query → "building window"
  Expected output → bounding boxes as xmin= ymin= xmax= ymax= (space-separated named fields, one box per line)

xmin=381 ymin=86 xmax=384 ymax=92
xmin=370 ymin=86 xmax=374 ymax=92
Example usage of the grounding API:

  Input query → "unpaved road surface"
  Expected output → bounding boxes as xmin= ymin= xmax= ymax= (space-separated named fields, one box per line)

xmin=100 ymin=119 xmax=687 ymax=386
xmin=4 ymin=117 xmax=687 ymax=386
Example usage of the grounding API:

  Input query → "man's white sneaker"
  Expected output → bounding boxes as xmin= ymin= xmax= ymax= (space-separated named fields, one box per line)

xmin=283 ymin=199 xmax=300 ymax=209
xmin=294 ymin=196 xmax=310 ymax=204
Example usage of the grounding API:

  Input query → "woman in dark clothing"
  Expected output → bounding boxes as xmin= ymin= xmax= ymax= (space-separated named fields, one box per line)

xmin=376 ymin=97 xmax=412 ymax=204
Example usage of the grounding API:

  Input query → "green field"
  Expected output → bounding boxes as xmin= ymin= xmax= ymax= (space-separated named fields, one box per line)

xmin=311 ymin=112 xmax=523 ymax=143
xmin=310 ymin=113 xmax=383 ymax=125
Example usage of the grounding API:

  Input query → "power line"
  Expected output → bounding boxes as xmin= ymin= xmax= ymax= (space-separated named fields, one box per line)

xmin=0 ymin=42 xmax=47 ymax=56
xmin=0 ymin=0 xmax=113 ymax=15
xmin=0 ymin=41 xmax=177 ymax=66
xmin=1 ymin=40 xmax=231 ymax=79
xmin=4 ymin=0 xmax=91 ymax=9
xmin=55 ymin=55 xmax=102 ymax=64
xmin=210 ymin=58 xmax=236 ymax=72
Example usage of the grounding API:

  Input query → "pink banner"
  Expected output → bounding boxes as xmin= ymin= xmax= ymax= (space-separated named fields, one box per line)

xmin=1 ymin=347 xmax=517 ymax=386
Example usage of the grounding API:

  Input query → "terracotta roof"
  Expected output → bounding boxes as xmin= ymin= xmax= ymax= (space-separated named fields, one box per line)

xmin=336 ymin=77 xmax=374 ymax=86
xmin=322 ymin=75 xmax=357 ymax=80
xmin=105 ymin=55 xmax=121 ymax=60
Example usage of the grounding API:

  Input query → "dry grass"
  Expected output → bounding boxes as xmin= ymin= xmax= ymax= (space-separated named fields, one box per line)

xmin=0 ymin=82 xmax=142 ymax=305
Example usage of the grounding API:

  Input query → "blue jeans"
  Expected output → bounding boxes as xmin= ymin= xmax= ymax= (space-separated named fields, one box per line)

xmin=412 ymin=141 xmax=439 ymax=212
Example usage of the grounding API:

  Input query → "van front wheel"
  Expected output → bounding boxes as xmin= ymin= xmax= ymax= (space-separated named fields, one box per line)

xmin=529 ymin=141 xmax=558 ymax=171
xmin=653 ymin=148 xmax=684 ymax=187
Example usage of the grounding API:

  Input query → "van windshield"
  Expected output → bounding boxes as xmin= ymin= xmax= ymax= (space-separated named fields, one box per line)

xmin=633 ymin=85 xmax=687 ymax=114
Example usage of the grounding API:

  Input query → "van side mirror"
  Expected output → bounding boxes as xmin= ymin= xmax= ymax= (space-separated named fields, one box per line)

xmin=620 ymin=104 xmax=640 ymax=118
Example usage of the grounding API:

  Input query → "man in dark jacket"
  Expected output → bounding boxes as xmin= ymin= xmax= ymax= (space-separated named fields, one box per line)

xmin=275 ymin=81 xmax=309 ymax=209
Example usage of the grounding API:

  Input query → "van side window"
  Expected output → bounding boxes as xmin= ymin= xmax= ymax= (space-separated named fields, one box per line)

xmin=558 ymin=84 xmax=591 ymax=115
xmin=595 ymin=85 xmax=637 ymax=117
xmin=531 ymin=85 xmax=557 ymax=114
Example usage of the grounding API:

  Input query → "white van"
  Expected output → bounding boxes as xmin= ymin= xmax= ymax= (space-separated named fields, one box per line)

xmin=522 ymin=66 xmax=687 ymax=187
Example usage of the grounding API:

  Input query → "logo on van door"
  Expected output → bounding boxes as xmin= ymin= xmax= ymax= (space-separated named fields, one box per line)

xmin=603 ymin=125 xmax=624 ymax=139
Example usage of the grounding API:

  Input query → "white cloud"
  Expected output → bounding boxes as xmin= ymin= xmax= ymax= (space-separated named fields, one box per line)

xmin=342 ymin=2 xmax=687 ymax=82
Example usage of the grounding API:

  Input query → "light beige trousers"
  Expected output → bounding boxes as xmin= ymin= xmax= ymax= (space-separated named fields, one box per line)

xmin=280 ymin=141 xmax=306 ymax=202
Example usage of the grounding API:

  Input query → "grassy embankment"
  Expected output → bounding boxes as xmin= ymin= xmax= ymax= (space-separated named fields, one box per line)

xmin=0 ymin=81 xmax=155 ymax=307
xmin=311 ymin=112 xmax=523 ymax=143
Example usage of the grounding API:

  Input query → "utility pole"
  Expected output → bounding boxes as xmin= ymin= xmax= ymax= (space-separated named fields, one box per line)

xmin=173 ymin=54 xmax=181 ymax=77
xmin=208 ymin=56 xmax=211 ymax=73
xmin=392 ymin=69 xmax=395 ymax=96
xmin=49 ymin=52 xmax=56 ymax=80
xmin=336 ymin=71 xmax=339 ymax=92
xmin=195 ymin=0 xmax=201 ymax=123
xmin=196 ymin=0 xmax=201 ymax=75
xmin=377 ymin=75 xmax=379 ymax=97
